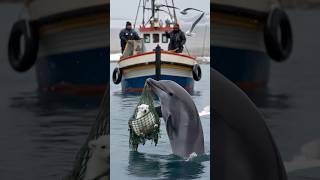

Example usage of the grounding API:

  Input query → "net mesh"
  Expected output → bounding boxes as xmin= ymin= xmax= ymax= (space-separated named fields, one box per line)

xmin=64 ymin=89 xmax=109 ymax=180
xmin=129 ymin=83 xmax=161 ymax=151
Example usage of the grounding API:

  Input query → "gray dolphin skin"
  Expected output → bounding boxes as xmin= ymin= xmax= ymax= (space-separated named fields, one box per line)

xmin=146 ymin=78 xmax=205 ymax=158
xmin=212 ymin=68 xmax=287 ymax=180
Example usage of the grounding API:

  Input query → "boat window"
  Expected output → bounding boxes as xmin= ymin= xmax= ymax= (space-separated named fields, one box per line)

xmin=144 ymin=34 xmax=150 ymax=43
xmin=162 ymin=34 xmax=168 ymax=43
xmin=153 ymin=34 xmax=159 ymax=43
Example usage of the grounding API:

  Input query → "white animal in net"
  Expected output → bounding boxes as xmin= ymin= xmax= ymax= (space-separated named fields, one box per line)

xmin=136 ymin=104 xmax=149 ymax=119
xmin=64 ymin=91 xmax=109 ymax=180
xmin=83 ymin=135 xmax=109 ymax=180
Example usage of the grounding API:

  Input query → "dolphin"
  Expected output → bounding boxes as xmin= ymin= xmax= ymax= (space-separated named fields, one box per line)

xmin=146 ymin=78 xmax=204 ymax=158
xmin=212 ymin=68 xmax=288 ymax=180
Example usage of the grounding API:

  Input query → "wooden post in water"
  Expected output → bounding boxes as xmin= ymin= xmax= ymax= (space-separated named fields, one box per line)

xmin=154 ymin=45 xmax=162 ymax=81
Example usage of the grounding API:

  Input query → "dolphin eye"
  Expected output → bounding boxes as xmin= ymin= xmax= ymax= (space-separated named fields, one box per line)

xmin=101 ymin=145 xmax=106 ymax=149
xmin=169 ymin=92 xmax=173 ymax=96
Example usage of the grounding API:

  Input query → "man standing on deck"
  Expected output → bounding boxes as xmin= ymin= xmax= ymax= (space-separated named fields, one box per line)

xmin=119 ymin=21 xmax=140 ymax=53
xmin=165 ymin=24 xmax=186 ymax=53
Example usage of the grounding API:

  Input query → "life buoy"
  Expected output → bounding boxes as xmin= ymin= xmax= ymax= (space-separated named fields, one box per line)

xmin=112 ymin=67 xmax=122 ymax=84
xmin=264 ymin=8 xmax=293 ymax=62
xmin=192 ymin=64 xmax=202 ymax=81
xmin=8 ymin=19 xmax=39 ymax=72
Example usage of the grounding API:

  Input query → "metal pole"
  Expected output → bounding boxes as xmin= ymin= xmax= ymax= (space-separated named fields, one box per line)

xmin=134 ymin=0 xmax=142 ymax=29
xmin=151 ymin=0 xmax=155 ymax=19
xmin=171 ymin=0 xmax=177 ymax=23
xmin=142 ymin=0 xmax=146 ymax=25
xmin=154 ymin=45 xmax=162 ymax=80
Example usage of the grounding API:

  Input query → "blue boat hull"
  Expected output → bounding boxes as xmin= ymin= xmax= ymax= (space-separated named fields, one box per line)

xmin=212 ymin=46 xmax=270 ymax=89
xmin=122 ymin=75 xmax=194 ymax=93
xmin=36 ymin=47 xmax=109 ymax=94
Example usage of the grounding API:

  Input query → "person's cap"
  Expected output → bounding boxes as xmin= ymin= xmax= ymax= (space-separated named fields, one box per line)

xmin=126 ymin=21 xmax=132 ymax=26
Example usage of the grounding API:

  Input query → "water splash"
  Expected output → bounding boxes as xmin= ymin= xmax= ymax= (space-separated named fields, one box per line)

xmin=186 ymin=152 xmax=198 ymax=161
xmin=199 ymin=106 xmax=210 ymax=117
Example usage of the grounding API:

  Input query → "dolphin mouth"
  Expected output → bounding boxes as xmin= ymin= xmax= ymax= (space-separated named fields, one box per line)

xmin=146 ymin=78 xmax=170 ymax=95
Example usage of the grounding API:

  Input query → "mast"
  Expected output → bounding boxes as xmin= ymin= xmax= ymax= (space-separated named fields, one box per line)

xmin=142 ymin=0 xmax=146 ymax=25
xmin=151 ymin=0 xmax=155 ymax=19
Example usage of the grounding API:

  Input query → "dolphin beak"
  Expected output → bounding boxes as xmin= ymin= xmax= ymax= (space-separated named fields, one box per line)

xmin=146 ymin=78 xmax=156 ymax=86
xmin=146 ymin=78 xmax=158 ymax=93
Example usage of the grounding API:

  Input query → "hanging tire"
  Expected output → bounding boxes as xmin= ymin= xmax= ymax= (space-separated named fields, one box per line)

xmin=264 ymin=8 xmax=293 ymax=62
xmin=112 ymin=67 xmax=122 ymax=84
xmin=8 ymin=19 xmax=39 ymax=72
xmin=192 ymin=64 xmax=202 ymax=81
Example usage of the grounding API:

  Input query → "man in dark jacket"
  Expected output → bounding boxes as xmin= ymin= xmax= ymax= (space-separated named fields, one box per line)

xmin=119 ymin=21 xmax=140 ymax=53
xmin=166 ymin=24 xmax=186 ymax=53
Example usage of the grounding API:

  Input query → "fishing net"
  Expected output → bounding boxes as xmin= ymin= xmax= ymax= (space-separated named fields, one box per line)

xmin=129 ymin=83 xmax=161 ymax=151
xmin=64 ymin=89 xmax=109 ymax=180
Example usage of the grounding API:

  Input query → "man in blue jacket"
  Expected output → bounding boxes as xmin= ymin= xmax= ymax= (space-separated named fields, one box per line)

xmin=119 ymin=21 xmax=140 ymax=53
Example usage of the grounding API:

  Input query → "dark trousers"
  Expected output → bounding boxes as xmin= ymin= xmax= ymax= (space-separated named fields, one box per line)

xmin=121 ymin=41 xmax=127 ymax=53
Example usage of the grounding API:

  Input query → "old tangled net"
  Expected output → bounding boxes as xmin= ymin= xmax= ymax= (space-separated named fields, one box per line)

xmin=129 ymin=83 xmax=161 ymax=150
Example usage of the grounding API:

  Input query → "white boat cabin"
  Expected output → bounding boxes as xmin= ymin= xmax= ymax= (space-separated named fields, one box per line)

xmin=139 ymin=18 xmax=174 ymax=52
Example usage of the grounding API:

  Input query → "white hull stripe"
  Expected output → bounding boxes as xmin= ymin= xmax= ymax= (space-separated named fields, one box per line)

xmin=38 ymin=24 xmax=108 ymax=57
xmin=119 ymin=53 xmax=195 ymax=68
xmin=123 ymin=67 xmax=193 ymax=79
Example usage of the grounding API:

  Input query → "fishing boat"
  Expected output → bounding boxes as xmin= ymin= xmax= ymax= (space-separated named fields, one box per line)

xmin=112 ymin=0 xmax=203 ymax=93
xmin=211 ymin=0 xmax=293 ymax=89
xmin=7 ymin=0 xmax=109 ymax=94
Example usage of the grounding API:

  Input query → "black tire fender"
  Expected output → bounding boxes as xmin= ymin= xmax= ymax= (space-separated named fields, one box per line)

xmin=264 ymin=8 xmax=293 ymax=62
xmin=8 ymin=19 xmax=39 ymax=72
xmin=112 ymin=67 xmax=122 ymax=84
xmin=192 ymin=64 xmax=202 ymax=81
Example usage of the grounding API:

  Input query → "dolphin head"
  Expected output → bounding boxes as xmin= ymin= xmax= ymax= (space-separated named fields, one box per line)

xmin=146 ymin=78 xmax=179 ymax=124
xmin=146 ymin=78 xmax=191 ymax=109
xmin=146 ymin=78 xmax=192 ymax=126
xmin=147 ymin=78 xmax=174 ymax=96
xmin=146 ymin=78 xmax=189 ymax=98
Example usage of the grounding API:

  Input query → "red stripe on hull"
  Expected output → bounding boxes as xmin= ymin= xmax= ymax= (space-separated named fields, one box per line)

xmin=40 ymin=84 xmax=107 ymax=96
xmin=139 ymin=26 xmax=174 ymax=32
xmin=124 ymin=86 xmax=193 ymax=93
xmin=236 ymin=81 xmax=267 ymax=90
